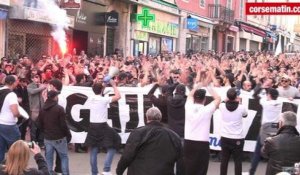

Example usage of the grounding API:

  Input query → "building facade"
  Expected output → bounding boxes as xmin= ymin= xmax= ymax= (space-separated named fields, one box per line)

xmin=129 ymin=0 xmax=180 ymax=56
xmin=0 ymin=0 xmax=10 ymax=58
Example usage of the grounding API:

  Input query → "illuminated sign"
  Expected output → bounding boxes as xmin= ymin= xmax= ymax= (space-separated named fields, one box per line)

xmin=136 ymin=7 xmax=155 ymax=27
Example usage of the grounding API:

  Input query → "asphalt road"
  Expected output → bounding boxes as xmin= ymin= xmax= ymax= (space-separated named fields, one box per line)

xmin=28 ymin=150 xmax=267 ymax=175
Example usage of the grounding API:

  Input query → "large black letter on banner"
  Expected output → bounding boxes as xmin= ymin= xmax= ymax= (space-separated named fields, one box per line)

xmin=65 ymin=93 xmax=90 ymax=132
xmin=143 ymin=95 xmax=154 ymax=124
xmin=282 ymin=102 xmax=298 ymax=113
xmin=108 ymin=94 xmax=121 ymax=132
xmin=125 ymin=95 xmax=138 ymax=132
xmin=245 ymin=98 xmax=262 ymax=140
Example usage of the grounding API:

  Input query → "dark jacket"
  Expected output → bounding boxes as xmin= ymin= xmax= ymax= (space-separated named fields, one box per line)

xmin=147 ymin=84 xmax=168 ymax=124
xmin=116 ymin=121 xmax=182 ymax=175
xmin=167 ymin=85 xmax=186 ymax=137
xmin=37 ymin=99 xmax=71 ymax=141
xmin=0 ymin=153 xmax=50 ymax=175
xmin=262 ymin=126 xmax=300 ymax=175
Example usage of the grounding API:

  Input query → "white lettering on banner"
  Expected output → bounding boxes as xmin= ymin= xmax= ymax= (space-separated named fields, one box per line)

xmin=60 ymin=85 xmax=300 ymax=152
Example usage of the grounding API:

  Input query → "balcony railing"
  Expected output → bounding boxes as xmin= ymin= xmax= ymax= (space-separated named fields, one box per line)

xmin=208 ymin=4 xmax=234 ymax=24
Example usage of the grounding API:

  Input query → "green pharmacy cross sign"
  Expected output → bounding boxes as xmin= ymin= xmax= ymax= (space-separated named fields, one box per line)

xmin=136 ymin=7 xmax=155 ymax=27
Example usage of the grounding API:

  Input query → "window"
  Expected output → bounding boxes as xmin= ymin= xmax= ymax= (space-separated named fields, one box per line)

xmin=200 ymin=0 xmax=205 ymax=8
xmin=239 ymin=0 xmax=244 ymax=19
xmin=226 ymin=0 xmax=232 ymax=9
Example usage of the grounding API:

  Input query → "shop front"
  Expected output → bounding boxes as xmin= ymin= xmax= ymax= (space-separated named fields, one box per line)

xmin=0 ymin=0 xmax=10 ymax=58
xmin=237 ymin=21 xmax=266 ymax=52
xmin=7 ymin=1 xmax=75 ymax=59
xmin=67 ymin=1 xmax=106 ymax=56
xmin=131 ymin=6 xmax=179 ymax=56
xmin=185 ymin=15 xmax=212 ymax=53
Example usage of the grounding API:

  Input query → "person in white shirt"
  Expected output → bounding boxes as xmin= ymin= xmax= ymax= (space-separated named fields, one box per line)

xmin=184 ymin=84 xmax=221 ymax=175
xmin=0 ymin=75 xmax=21 ymax=162
xmin=84 ymin=80 xmax=121 ymax=175
xmin=219 ymin=88 xmax=248 ymax=175
xmin=248 ymin=88 xmax=282 ymax=175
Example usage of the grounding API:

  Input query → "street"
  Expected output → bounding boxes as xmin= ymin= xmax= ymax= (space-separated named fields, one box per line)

xmin=28 ymin=150 xmax=267 ymax=175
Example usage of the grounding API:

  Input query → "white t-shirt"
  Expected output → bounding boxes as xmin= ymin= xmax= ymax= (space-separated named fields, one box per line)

xmin=260 ymin=98 xmax=282 ymax=124
xmin=184 ymin=98 xmax=217 ymax=142
xmin=219 ymin=103 xmax=248 ymax=139
xmin=85 ymin=95 xmax=112 ymax=123
xmin=0 ymin=87 xmax=19 ymax=125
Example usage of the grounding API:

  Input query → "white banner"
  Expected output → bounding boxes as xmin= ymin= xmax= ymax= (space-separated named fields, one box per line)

xmin=60 ymin=85 xmax=300 ymax=152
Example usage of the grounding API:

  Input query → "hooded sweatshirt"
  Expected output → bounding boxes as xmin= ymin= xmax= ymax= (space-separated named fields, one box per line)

xmin=219 ymin=100 xmax=248 ymax=139
xmin=167 ymin=94 xmax=187 ymax=137
xmin=37 ymin=99 xmax=71 ymax=141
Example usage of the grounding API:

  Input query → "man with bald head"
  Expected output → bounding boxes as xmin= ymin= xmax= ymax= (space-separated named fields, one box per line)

xmin=240 ymin=80 xmax=253 ymax=96
xmin=116 ymin=107 xmax=182 ymax=175
xmin=262 ymin=111 xmax=300 ymax=175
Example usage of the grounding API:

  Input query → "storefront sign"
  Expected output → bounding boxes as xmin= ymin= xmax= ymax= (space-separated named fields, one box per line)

xmin=0 ymin=10 xmax=8 ymax=20
xmin=67 ymin=1 xmax=106 ymax=33
xmin=133 ymin=31 xmax=149 ymax=41
xmin=61 ymin=0 xmax=81 ymax=9
xmin=105 ymin=12 xmax=118 ymax=26
xmin=137 ymin=20 xmax=179 ymax=38
xmin=187 ymin=17 xmax=199 ymax=31
xmin=76 ymin=10 xmax=87 ymax=24
xmin=0 ymin=0 xmax=10 ymax=6
xmin=24 ymin=7 xmax=74 ymax=27
xmin=137 ymin=8 xmax=155 ymax=27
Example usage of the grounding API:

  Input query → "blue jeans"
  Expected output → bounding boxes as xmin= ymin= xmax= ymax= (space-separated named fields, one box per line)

xmin=249 ymin=136 xmax=262 ymax=175
xmin=90 ymin=147 xmax=116 ymax=175
xmin=0 ymin=124 xmax=20 ymax=162
xmin=44 ymin=138 xmax=69 ymax=175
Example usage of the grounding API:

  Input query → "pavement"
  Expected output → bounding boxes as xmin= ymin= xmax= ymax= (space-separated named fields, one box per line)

xmin=28 ymin=150 xmax=267 ymax=175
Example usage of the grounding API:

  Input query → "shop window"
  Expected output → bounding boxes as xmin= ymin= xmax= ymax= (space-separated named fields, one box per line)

xmin=149 ymin=36 xmax=160 ymax=56
xmin=161 ymin=38 xmax=173 ymax=53
xmin=192 ymin=36 xmax=201 ymax=52
xmin=186 ymin=34 xmax=192 ymax=53
xmin=201 ymin=37 xmax=208 ymax=52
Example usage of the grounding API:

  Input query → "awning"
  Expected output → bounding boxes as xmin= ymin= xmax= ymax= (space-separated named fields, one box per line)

xmin=189 ymin=14 xmax=214 ymax=24
xmin=0 ymin=9 xmax=8 ymax=20
xmin=240 ymin=23 xmax=266 ymax=37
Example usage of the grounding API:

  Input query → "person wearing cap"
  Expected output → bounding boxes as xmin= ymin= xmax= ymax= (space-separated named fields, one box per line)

xmin=48 ymin=78 xmax=64 ymax=174
xmin=116 ymin=107 xmax=182 ymax=175
xmin=248 ymin=88 xmax=282 ymax=175
xmin=219 ymin=88 xmax=248 ymax=175
xmin=36 ymin=90 xmax=71 ymax=175
xmin=277 ymin=75 xmax=300 ymax=100
xmin=184 ymin=84 xmax=221 ymax=175
xmin=0 ymin=75 xmax=21 ymax=162
xmin=261 ymin=111 xmax=300 ymax=175
xmin=27 ymin=74 xmax=47 ymax=147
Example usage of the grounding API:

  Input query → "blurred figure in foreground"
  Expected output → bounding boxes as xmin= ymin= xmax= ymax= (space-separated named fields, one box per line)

xmin=0 ymin=140 xmax=49 ymax=175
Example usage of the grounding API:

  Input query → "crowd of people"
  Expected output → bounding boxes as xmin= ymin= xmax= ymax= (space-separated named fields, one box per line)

xmin=0 ymin=50 xmax=300 ymax=175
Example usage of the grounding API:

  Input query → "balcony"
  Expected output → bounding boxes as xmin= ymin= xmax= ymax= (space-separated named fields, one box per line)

xmin=208 ymin=4 xmax=234 ymax=24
